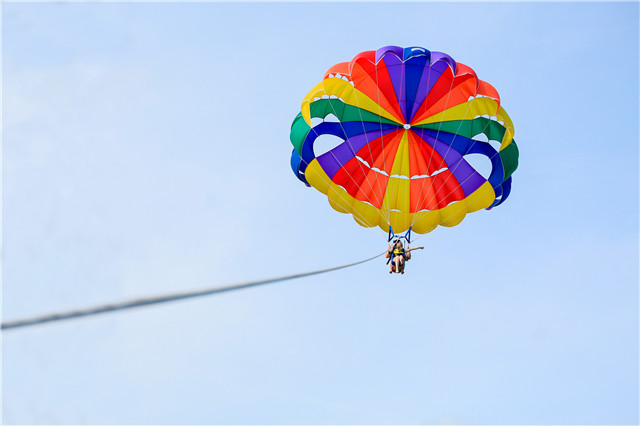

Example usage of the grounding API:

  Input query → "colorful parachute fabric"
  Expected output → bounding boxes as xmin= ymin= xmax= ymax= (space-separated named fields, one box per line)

xmin=290 ymin=46 xmax=519 ymax=235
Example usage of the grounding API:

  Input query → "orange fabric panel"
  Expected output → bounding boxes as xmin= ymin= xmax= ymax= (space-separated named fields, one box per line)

xmin=407 ymin=131 xmax=430 ymax=177
xmin=411 ymin=72 xmax=476 ymax=123
xmin=410 ymin=177 xmax=439 ymax=211
xmin=324 ymin=62 xmax=350 ymax=78
xmin=349 ymin=61 xmax=403 ymax=122
xmin=356 ymin=169 xmax=389 ymax=208
xmin=370 ymin=131 xmax=403 ymax=175
xmin=349 ymin=57 xmax=404 ymax=123
xmin=430 ymin=171 xmax=466 ymax=209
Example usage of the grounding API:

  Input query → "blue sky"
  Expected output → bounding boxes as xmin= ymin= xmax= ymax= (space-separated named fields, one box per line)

xmin=2 ymin=2 xmax=638 ymax=425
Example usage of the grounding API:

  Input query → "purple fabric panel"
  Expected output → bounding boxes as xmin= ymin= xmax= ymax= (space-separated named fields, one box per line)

xmin=341 ymin=128 xmax=395 ymax=159
xmin=416 ymin=132 xmax=462 ymax=167
xmin=375 ymin=46 xmax=404 ymax=63
xmin=345 ymin=128 xmax=392 ymax=153
xmin=430 ymin=51 xmax=457 ymax=73
xmin=382 ymin=53 xmax=406 ymax=122
xmin=449 ymin=158 xmax=485 ymax=195
xmin=317 ymin=128 xmax=393 ymax=178
xmin=408 ymin=62 xmax=446 ymax=122
xmin=430 ymin=137 xmax=464 ymax=169
xmin=317 ymin=142 xmax=354 ymax=179
xmin=429 ymin=60 xmax=450 ymax=76
xmin=414 ymin=132 xmax=484 ymax=194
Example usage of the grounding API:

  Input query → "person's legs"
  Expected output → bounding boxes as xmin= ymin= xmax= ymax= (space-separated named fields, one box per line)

xmin=394 ymin=256 xmax=402 ymax=273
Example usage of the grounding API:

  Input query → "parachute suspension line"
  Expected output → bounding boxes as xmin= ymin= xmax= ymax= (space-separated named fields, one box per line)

xmin=410 ymin=62 xmax=497 ymax=234
xmin=408 ymin=71 xmax=511 ymax=250
xmin=334 ymin=58 xmax=390 ymax=227
xmin=368 ymin=56 xmax=391 ymax=226
xmin=1 ymin=251 xmax=387 ymax=331
xmin=352 ymin=56 xmax=392 ymax=228
xmin=317 ymin=72 xmax=385 ymax=218
xmin=381 ymin=52 xmax=409 ymax=230
xmin=374 ymin=61 xmax=387 ymax=228
xmin=315 ymin=81 xmax=387 ymax=228
xmin=374 ymin=55 xmax=392 ymax=228
xmin=410 ymin=61 xmax=459 ymax=232
xmin=409 ymin=58 xmax=444 ymax=231
xmin=409 ymin=64 xmax=493 ymax=245
xmin=411 ymin=86 xmax=500 ymax=232
xmin=304 ymin=99 xmax=372 ymax=228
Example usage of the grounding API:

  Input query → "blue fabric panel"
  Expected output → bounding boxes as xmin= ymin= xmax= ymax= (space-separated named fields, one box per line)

xmin=415 ymin=127 xmax=508 ymax=204
xmin=403 ymin=46 xmax=431 ymax=62
xmin=492 ymin=176 xmax=512 ymax=207
xmin=415 ymin=128 xmax=473 ymax=155
xmin=290 ymin=149 xmax=309 ymax=185
xmin=404 ymin=54 xmax=428 ymax=122
xmin=464 ymin=141 xmax=505 ymax=190
xmin=301 ymin=121 xmax=399 ymax=165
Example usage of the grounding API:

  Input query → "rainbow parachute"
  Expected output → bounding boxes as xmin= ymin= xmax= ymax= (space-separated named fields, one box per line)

xmin=290 ymin=46 xmax=519 ymax=235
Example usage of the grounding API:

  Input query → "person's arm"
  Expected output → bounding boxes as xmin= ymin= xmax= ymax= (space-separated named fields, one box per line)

xmin=385 ymin=245 xmax=392 ymax=258
xmin=406 ymin=246 xmax=424 ymax=253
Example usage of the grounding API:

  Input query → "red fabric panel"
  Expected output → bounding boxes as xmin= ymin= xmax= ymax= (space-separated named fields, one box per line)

xmin=407 ymin=132 xmax=430 ymax=177
xmin=409 ymin=170 xmax=466 ymax=212
xmin=415 ymin=135 xmax=448 ymax=175
xmin=332 ymin=157 xmax=369 ymax=199
xmin=331 ymin=155 xmax=389 ymax=209
xmin=477 ymin=80 xmax=501 ymax=109
xmin=430 ymin=171 xmax=466 ymax=209
xmin=410 ymin=70 xmax=478 ymax=124
xmin=355 ymin=130 xmax=402 ymax=176
xmin=356 ymin=169 xmax=389 ymax=208
xmin=410 ymin=177 xmax=439 ymax=211
xmin=349 ymin=57 xmax=404 ymax=123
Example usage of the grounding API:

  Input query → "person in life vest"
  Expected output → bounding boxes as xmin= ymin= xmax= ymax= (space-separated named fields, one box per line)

xmin=386 ymin=239 xmax=424 ymax=274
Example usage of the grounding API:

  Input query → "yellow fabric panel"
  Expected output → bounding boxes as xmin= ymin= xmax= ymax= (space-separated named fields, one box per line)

xmin=413 ymin=97 xmax=500 ymax=126
xmin=383 ymin=132 xmax=411 ymax=215
xmin=384 ymin=178 xmax=410 ymax=213
xmin=409 ymin=181 xmax=495 ymax=231
xmin=438 ymin=201 xmax=467 ymax=227
xmin=300 ymin=81 xmax=328 ymax=125
xmin=390 ymin=132 xmax=411 ymax=177
xmin=304 ymin=147 xmax=496 ymax=235
xmin=411 ymin=211 xmax=440 ymax=234
xmin=304 ymin=159 xmax=331 ymax=195
xmin=300 ymin=78 xmax=400 ymax=125
xmin=327 ymin=184 xmax=352 ymax=214
xmin=465 ymin=181 xmax=495 ymax=213
xmin=306 ymin=159 xmax=385 ymax=229
xmin=387 ymin=211 xmax=413 ymax=234
xmin=351 ymin=200 xmax=384 ymax=228
xmin=412 ymin=97 xmax=515 ymax=150
xmin=496 ymin=106 xmax=515 ymax=150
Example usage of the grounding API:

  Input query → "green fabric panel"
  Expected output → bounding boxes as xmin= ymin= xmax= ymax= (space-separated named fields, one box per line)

xmin=309 ymin=99 xmax=398 ymax=126
xmin=499 ymin=140 xmax=519 ymax=181
xmin=414 ymin=118 xmax=518 ymax=183
xmin=290 ymin=113 xmax=311 ymax=156
xmin=290 ymin=100 xmax=400 ymax=157
xmin=415 ymin=118 xmax=507 ymax=142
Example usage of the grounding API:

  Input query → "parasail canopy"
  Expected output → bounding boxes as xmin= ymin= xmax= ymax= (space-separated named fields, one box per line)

xmin=290 ymin=46 xmax=519 ymax=235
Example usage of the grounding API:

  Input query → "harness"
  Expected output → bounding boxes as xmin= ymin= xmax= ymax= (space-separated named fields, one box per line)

xmin=386 ymin=227 xmax=413 ymax=266
xmin=386 ymin=241 xmax=408 ymax=265
xmin=393 ymin=247 xmax=406 ymax=258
